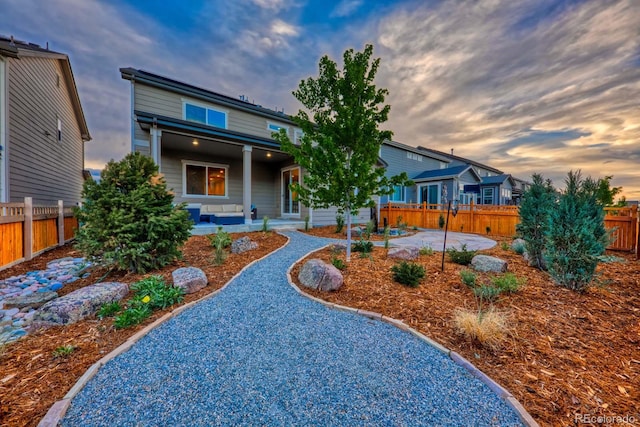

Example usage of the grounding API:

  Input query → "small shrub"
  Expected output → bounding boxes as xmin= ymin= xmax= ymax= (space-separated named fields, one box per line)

xmin=438 ymin=214 xmax=445 ymax=229
xmin=331 ymin=256 xmax=346 ymax=270
xmin=262 ymin=216 xmax=270 ymax=232
xmin=454 ymin=307 xmax=508 ymax=349
xmin=512 ymin=240 xmax=526 ymax=255
xmin=352 ymin=240 xmax=373 ymax=253
xmin=304 ymin=215 xmax=310 ymax=231
xmin=130 ymin=275 xmax=184 ymax=310
xmin=207 ymin=228 xmax=231 ymax=248
xmin=419 ymin=246 xmax=434 ymax=256
xmin=500 ymin=241 xmax=509 ymax=251
xmin=52 ymin=345 xmax=76 ymax=358
xmin=412 ymin=225 xmax=418 ymax=231
xmin=472 ymin=285 xmax=501 ymax=303
xmin=335 ymin=214 xmax=345 ymax=233
xmin=391 ymin=261 xmax=425 ymax=287
xmin=114 ymin=305 xmax=152 ymax=329
xmin=447 ymin=244 xmax=477 ymax=265
xmin=491 ymin=273 xmax=525 ymax=293
xmin=97 ymin=301 xmax=122 ymax=319
xmin=363 ymin=220 xmax=376 ymax=240
xmin=460 ymin=269 xmax=476 ymax=287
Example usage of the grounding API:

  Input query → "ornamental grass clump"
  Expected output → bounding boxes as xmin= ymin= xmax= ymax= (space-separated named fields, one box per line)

xmin=454 ymin=307 xmax=508 ymax=349
xmin=391 ymin=261 xmax=425 ymax=287
xmin=74 ymin=152 xmax=192 ymax=274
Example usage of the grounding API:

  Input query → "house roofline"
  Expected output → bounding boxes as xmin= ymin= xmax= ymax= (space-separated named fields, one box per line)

xmin=413 ymin=164 xmax=482 ymax=182
xmin=417 ymin=146 xmax=503 ymax=174
xmin=384 ymin=140 xmax=451 ymax=163
xmin=121 ymin=67 xmax=298 ymax=127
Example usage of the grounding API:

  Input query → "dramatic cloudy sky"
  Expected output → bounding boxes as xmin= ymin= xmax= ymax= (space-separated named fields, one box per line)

xmin=2 ymin=0 xmax=639 ymax=199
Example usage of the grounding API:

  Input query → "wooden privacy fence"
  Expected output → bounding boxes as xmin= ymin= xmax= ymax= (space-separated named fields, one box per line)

xmin=0 ymin=197 xmax=78 ymax=271
xmin=380 ymin=202 xmax=639 ymax=253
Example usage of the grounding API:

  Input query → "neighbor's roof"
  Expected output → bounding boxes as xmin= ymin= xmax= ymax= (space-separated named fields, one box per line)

xmin=481 ymin=174 xmax=515 ymax=186
xmin=383 ymin=140 xmax=451 ymax=163
xmin=0 ymin=35 xmax=91 ymax=142
xmin=416 ymin=146 xmax=503 ymax=174
xmin=413 ymin=164 xmax=480 ymax=181
xmin=120 ymin=67 xmax=298 ymax=126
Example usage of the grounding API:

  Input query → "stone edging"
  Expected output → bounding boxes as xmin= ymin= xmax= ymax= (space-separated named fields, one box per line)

xmin=38 ymin=233 xmax=293 ymax=427
xmin=286 ymin=245 xmax=539 ymax=427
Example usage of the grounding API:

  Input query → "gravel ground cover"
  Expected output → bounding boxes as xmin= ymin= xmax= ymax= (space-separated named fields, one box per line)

xmin=61 ymin=231 xmax=523 ymax=426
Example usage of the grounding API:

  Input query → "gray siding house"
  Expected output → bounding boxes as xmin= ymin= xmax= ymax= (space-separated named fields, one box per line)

xmin=120 ymin=68 xmax=370 ymax=226
xmin=0 ymin=36 xmax=91 ymax=205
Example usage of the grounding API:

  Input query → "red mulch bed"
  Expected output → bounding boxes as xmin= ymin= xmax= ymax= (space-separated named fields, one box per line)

xmin=291 ymin=236 xmax=640 ymax=427
xmin=0 ymin=231 xmax=287 ymax=427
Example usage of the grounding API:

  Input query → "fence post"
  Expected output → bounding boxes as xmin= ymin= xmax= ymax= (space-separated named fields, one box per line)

xmin=58 ymin=200 xmax=64 ymax=246
xmin=24 ymin=197 xmax=33 ymax=261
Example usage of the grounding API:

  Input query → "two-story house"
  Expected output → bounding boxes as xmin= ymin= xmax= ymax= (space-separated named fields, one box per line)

xmin=120 ymin=68 xmax=371 ymax=226
xmin=0 ymin=35 xmax=91 ymax=205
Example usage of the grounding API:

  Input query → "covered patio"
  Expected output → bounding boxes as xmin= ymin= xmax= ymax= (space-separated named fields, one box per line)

xmin=190 ymin=218 xmax=306 ymax=235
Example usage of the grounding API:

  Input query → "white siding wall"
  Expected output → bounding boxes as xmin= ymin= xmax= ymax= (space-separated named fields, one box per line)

xmin=7 ymin=56 xmax=84 ymax=205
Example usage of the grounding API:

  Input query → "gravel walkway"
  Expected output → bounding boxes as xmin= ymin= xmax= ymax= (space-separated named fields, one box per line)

xmin=62 ymin=231 xmax=523 ymax=426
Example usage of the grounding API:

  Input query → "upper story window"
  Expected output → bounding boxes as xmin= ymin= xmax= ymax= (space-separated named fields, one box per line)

xmin=183 ymin=101 xmax=227 ymax=129
xmin=268 ymin=122 xmax=289 ymax=133
xmin=294 ymin=129 xmax=304 ymax=145
xmin=57 ymin=117 xmax=62 ymax=142
xmin=407 ymin=152 xmax=422 ymax=162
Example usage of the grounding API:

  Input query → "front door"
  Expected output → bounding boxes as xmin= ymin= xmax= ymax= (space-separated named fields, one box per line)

xmin=282 ymin=167 xmax=300 ymax=216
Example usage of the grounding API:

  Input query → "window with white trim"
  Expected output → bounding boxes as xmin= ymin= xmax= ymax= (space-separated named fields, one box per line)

xmin=407 ymin=152 xmax=422 ymax=161
xmin=183 ymin=101 xmax=227 ymax=129
xmin=294 ymin=128 xmax=304 ymax=145
xmin=268 ymin=122 xmax=289 ymax=133
xmin=390 ymin=185 xmax=405 ymax=202
xmin=183 ymin=161 xmax=228 ymax=197
xmin=482 ymin=187 xmax=494 ymax=205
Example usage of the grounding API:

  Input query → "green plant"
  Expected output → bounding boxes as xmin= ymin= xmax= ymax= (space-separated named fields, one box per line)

xmin=454 ymin=307 xmax=508 ymax=349
xmin=52 ymin=345 xmax=77 ymax=358
xmin=207 ymin=228 xmax=231 ymax=248
xmin=331 ymin=256 xmax=346 ymax=270
xmin=412 ymin=225 xmax=418 ymax=231
xmin=363 ymin=220 xmax=376 ymax=240
xmin=438 ymin=214 xmax=445 ymax=229
xmin=304 ymin=215 xmax=310 ymax=231
xmin=472 ymin=284 xmax=502 ymax=303
xmin=491 ymin=273 xmax=525 ymax=293
xmin=130 ymin=276 xmax=184 ymax=310
xmin=352 ymin=239 xmax=373 ymax=253
xmin=114 ymin=305 xmax=152 ymax=329
xmin=545 ymin=171 xmax=609 ymax=291
xmin=446 ymin=244 xmax=477 ymax=265
xmin=516 ymin=173 xmax=556 ymax=270
xmin=460 ymin=269 xmax=476 ymax=287
xmin=419 ymin=245 xmax=433 ymax=256
xmin=391 ymin=261 xmax=425 ymax=287
xmin=97 ymin=301 xmax=122 ymax=319
xmin=262 ymin=216 xmax=270 ymax=232
xmin=512 ymin=240 xmax=526 ymax=255
xmin=500 ymin=241 xmax=509 ymax=251
xmin=335 ymin=214 xmax=345 ymax=234
xmin=74 ymin=152 xmax=192 ymax=274
xmin=383 ymin=226 xmax=390 ymax=249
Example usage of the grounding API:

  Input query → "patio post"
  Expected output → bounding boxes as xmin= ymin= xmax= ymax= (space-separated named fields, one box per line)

xmin=242 ymin=145 xmax=252 ymax=224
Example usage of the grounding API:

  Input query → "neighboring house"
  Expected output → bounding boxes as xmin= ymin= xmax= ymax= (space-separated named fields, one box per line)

xmin=380 ymin=143 xmax=523 ymax=206
xmin=0 ymin=35 xmax=91 ymax=205
xmin=120 ymin=68 xmax=370 ymax=226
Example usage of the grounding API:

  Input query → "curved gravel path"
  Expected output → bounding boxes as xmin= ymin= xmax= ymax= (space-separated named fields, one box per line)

xmin=61 ymin=231 xmax=523 ymax=426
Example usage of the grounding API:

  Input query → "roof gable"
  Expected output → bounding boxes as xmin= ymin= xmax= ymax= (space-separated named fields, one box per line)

xmin=413 ymin=164 xmax=481 ymax=181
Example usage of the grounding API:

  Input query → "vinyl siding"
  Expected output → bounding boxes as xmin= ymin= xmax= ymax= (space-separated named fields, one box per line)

xmin=7 ymin=56 xmax=84 ymax=205
xmin=312 ymin=206 xmax=371 ymax=226
xmin=134 ymin=83 xmax=295 ymax=141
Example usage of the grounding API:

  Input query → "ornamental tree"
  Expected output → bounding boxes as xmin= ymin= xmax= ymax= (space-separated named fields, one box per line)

xmin=74 ymin=152 xmax=192 ymax=273
xmin=275 ymin=44 xmax=410 ymax=261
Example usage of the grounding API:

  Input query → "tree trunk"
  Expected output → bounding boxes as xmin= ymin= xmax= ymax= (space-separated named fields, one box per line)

xmin=346 ymin=207 xmax=352 ymax=262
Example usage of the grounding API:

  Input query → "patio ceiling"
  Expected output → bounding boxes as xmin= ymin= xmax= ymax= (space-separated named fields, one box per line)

xmin=161 ymin=131 xmax=290 ymax=163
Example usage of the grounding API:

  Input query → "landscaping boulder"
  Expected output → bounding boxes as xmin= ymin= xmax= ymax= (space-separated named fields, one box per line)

xmin=298 ymin=259 xmax=343 ymax=291
xmin=33 ymin=282 xmax=128 ymax=325
xmin=231 ymin=236 xmax=258 ymax=254
xmin=388 ymin=246 xmax=420 ymax=260
xmin=328 ymin=243 xmax=347 ymax=253
xmin=172 ymin=267 xmax=208 ymax=294
xmin=3 ymin=291 xmax=58 ymax=310
xmin=471 ymin=255 xmax=508 ymax=273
